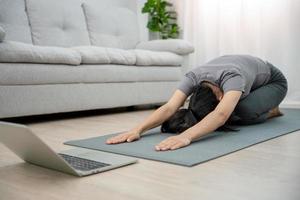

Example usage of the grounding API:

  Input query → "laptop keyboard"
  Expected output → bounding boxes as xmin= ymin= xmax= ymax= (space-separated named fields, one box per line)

xmin=59 ymin=154 xmax=111 ymax=171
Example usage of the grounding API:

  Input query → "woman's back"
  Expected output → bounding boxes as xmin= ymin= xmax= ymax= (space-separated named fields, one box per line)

xmin=178 ymin=55 xmax=272 ymax=99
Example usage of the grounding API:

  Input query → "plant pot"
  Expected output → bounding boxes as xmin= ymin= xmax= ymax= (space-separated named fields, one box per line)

xmin=149 ymin=31 xmax=160 ymax=40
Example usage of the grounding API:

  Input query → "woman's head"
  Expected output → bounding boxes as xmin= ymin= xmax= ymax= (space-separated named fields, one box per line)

xmin=160 ymin=108 xmax=198 ymax=133
xmin=188 ymin=82 xmax=220 ymax=120
xmin=161 ymin=82 xmax=237 ymax=133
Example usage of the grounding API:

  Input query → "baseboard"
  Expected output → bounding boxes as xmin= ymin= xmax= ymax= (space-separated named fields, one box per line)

xmin=280 ymin=101 xmax=300 ymax=109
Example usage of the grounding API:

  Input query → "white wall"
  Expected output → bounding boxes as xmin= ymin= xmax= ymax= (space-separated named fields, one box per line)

xmin=137 ymin=0 xmax=149 ymax=41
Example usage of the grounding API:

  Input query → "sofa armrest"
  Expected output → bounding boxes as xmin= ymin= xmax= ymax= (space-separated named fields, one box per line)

xmin=135 ymin=39 xmax=194 ymax=55
xmin=0 ymin=26 xmax=5 ymax=42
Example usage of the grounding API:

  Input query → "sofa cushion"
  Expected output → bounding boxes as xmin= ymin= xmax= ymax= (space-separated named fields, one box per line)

xmin=0 ymin=26 xmax=5 ymax=42
xmin=136 ymin=39 xmax=195 ymax=55
xmin=0 ymin=0 xmax=32 ymax=44
xmin=0 ymin=63 xmax=182 ymax=85
xmin=25 ymin=0 xmax=90 ymax=47
xmin=0 ymin=41 xmax=182 ymax=66
xmin=73 ymin=46 xmax=183 ymax=66
xmin=83 ymin=0 xmax=140 ymax=49
xmin=0 ymin=41 xmax=81 ymax=65
xmin=73 ymin=46 xmax=136 ymax=65
xmin=134 ymin=50 xmax=183 ymax=66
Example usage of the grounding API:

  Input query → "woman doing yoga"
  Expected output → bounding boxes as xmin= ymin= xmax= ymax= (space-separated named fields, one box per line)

xmin=106 ymin=55 xmax=288 ymax=151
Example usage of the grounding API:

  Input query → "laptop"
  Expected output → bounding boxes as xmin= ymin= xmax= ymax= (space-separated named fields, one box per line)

xmin=0 ymin=121 xmax=138 ymax=177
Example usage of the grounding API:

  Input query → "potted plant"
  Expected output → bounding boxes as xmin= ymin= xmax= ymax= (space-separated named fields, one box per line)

xmin=142 ymin=0 xmax=180 ymax=40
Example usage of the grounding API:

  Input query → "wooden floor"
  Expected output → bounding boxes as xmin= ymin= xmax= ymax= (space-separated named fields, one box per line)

xmin=0 ymin=107 xmax=300 ymax=200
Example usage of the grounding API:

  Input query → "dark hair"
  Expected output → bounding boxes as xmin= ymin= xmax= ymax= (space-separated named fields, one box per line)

xmin=160 ymin=108 xmax=198 ymax=134
xmin=161 ymin=83 xmax=239 ymax=133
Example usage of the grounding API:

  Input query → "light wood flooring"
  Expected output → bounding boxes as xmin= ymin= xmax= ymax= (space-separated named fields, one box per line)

xmin=0 ymin=106 xmax=299 ymax=200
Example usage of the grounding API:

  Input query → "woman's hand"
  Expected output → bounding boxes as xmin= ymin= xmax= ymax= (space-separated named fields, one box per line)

xmin=155 ymin=134 xmax=191 ymax=151
xmin=106 ymin=129 xmax=141 ymax=144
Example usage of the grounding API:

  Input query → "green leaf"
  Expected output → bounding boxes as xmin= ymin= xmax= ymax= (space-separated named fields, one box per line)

xmin=142 ymin=0 xmax=180 ymax=39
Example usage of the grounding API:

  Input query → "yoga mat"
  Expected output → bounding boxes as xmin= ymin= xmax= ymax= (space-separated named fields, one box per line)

xmin=65 ymin=109 xmax=300 ymax=167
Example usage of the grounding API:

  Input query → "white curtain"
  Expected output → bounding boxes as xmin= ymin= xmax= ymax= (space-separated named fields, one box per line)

xmin=171 ymin=0 xmax=300 ymax=106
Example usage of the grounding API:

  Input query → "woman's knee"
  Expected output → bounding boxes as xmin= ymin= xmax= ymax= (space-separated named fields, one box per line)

xmin=233 ymin=103 xmax=269 ymax=125
xmin=234 ymin=100 xmax=259 ymax=120
xmin=235 ymin=114 xmax=268 ymax=125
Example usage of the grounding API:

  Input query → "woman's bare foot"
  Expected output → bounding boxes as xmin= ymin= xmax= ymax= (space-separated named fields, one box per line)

xmin=267 ymin=107 xmax=283 ymax=119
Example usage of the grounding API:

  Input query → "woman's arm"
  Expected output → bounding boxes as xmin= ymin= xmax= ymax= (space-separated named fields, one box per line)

xmin=106 ymin=90 xmax=187 ymax=144
xmin=181 ymin=90 xmax=242 ymax=141
xmin=155 ymin=90 xmax=242 ymax=151
xmin=135 ymin=90 xmax=188 ymax=134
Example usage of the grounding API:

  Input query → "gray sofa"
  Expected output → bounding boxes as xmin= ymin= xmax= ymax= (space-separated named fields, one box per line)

xmin=0 ymin=0 xmax=194 ymax=119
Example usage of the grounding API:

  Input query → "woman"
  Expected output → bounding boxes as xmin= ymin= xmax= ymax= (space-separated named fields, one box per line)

xmin=106 ymin=55 xmax=288 ymax=151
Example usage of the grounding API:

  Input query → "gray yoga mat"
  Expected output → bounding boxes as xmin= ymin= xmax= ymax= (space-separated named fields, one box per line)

xmin=65 ymin=109 xmax=300 ymax=167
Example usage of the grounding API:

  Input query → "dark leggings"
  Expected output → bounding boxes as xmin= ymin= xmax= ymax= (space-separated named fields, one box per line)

xmin=233 ymin=63 xmax=288 ymax=125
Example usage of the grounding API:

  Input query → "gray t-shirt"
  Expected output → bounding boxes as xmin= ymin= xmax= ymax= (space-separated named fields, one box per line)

xmin=177 ymin=55 xmax=271 ymax=99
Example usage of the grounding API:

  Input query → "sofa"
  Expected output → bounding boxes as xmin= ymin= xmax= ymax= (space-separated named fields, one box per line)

xmin=0 ymin=0 xmax=194 ymax=119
